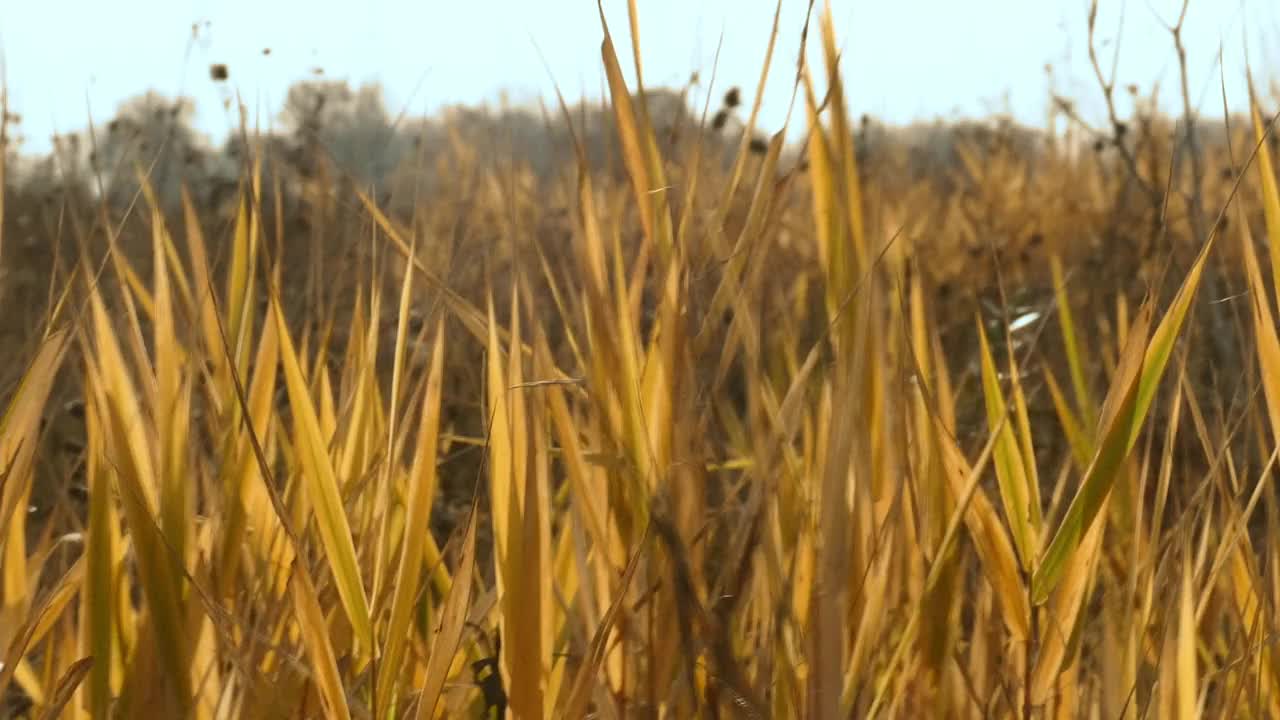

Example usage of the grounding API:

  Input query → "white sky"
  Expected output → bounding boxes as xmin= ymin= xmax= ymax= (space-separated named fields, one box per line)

xmin=2 ymin=0 xmax=1277 ymax=157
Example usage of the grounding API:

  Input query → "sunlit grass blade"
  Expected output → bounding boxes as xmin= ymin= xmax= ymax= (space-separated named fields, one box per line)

xmin=976 ymin=319 xmax=1038 ymax=568
xmin=1034 ymin=212 xmax=1221 ymax=604
xmin=1177 ymin=544 xmax=1198 ymax=720
xmin=559 ymin=529 xmax=645 ymax=718
xmin=1251 ymin=100 xmax=1280 ymax=302
xmin=595 ymin=0 xmax=673 ymax=258
xmin=0 ymin=556 xmax=82 ymax=705
xmin=290 ymin=559 xmax=352 ymax=720
xmin=1051 ymin=254 xmax=1096 ymax=421
xmin=414 ymin=500 xmax=478 ymax=720
xmin=865 ymin=410 xmax=1009 ymax=717
xmin=379 ymin=317 xmax=446 ymax=718
xmin=84 ymin=271 xmax=194 ymax=711
xmin=1042 ymin=365 xmax=1093 ymax=470
xmin=0 ymin=330 xmax=71 ymax=621
xmin=271 ymin=297 xmax=373 ymax=653
xmin=80 ymin=379 xmax=120 ymax=720
xmin=36 ymin=656 xmax=93 ymax=720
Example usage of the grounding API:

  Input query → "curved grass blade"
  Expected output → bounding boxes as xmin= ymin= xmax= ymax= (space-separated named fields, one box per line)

xmin=379 ymin=318 xmax=447 ymax=718
xmin=271 ymin=298 xmax=373 ymax=653
xmin=413 ymin=497 xmax=478 ymax=720
xmin=1034 ymin=216 xmax=1217 ymax=604
xmin=291 ymin=559 xmax=352 ymax=720
xmin=976 ymin=319 xmax=1038 ymax=569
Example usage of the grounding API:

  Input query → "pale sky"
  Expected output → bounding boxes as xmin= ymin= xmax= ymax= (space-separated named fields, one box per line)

xmin=1 ymin=0 xmax=1276 ymax=157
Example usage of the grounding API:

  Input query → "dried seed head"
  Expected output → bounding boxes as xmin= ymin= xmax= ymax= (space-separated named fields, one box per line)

xmin=711 ymin=109 xmax=729 ymax=131
xmin=748 ymin=137 xmax=768 ymax=154
xmin=210 ymin=64 xmax=229 ymax=81
xmin=723 ymin=87 xmax=741 ymax=109
xmin=262 ymin=47 xmax=272 ymax=56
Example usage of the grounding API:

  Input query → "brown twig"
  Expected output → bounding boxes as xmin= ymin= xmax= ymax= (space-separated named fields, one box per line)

xmin=1085 ymin=0 xmax=1164 ymax=210
xmin=1167 ymin=0 xmax=1207 ymax=245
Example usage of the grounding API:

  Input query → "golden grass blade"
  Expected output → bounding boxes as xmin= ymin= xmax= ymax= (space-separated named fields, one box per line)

xmin=226 ymin=195 xmax=258 ymax=373
xmin=803 ymin=70 xmax=844 ymax=337
xmin=485 ymin=297 xmax=514 ymax=591
xmin=1031 ymin=299 xmax=1151 ymax=604
xmin=1239 ymin=220 xmax=1280 ymax=452
xmin=818 ymin=0 xmax=868 ymax=272
xmin=903 ymin=304 xmax=1030 ymax=642
xmin=379 ymin=318 xmax=446 ymax=718
xmin=371 ymin=231 xmax=419 ymax=610
xmin=180 ymin=186 xmax=225 ymax=363
xmin=1177 ymin=544 xmax=1198 ymax=720
xmin=864 ymin=409 xmax=1010 ymax=717
xmin=1007 ymin=338 xmax=1042 ymax=531
xmin=80 ymin=382 xmax=117 ymax=720
xmin=810 ymin=379 xmax=854 ymax=720
xmin=35 ymin=656 xmax=93 ymax=720
xmin=539 ymin=336 xmax=615 ymax=566
xmin=271 ymin=298 xmax=373 ymax=653
xmin=219 ymin=313 xmax=288 ymax=597
xmin=150 ymin=206 xmax=193 ymax=596
xmin=595 ymin=0 xmax=673 ymax=258
xmin=1251 ymin=100 xmax=1280 ymax=302
xmin=290 ymin=560 xmax=352 ymax=720
xmin=1035 ymin=213 xmax=1220 ymax=604
xmin=0 ymin=557 xmax=82 ymax=702
xmin=1030 ymin=482 xmax=1112 ymax=702
xmin=976 ymin=319 xmax=1037 ymax=568
xmin=84 ymin=274 xmax=194 ymax=709
xmin=560 ymin=528 xmax=646 ymax=718
xmin=0 ymin=331 xmax=70 ymax=612
xmin=136 ymin=175 xmax=195 ymax=317
xmin=414 ymin=500 xmax=479 ymax=720
xmin=492 ymin=290 xmax=549 ymax=720
xmin=936 ymin=416 xmax=1031 ymax=641
xmin=1051 ymin=254 xmax=1096 ymax=421
xmin=1042 ymin=365 xmax=1093 ymax=470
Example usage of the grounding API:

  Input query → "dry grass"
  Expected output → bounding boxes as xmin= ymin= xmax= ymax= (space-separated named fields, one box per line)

xmin=3 ymin=2 xmax=1280 ymax=718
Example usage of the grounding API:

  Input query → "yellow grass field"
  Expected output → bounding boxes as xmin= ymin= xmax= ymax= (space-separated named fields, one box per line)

xmin=3 ymin=1 xmax=1280 ymax=717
